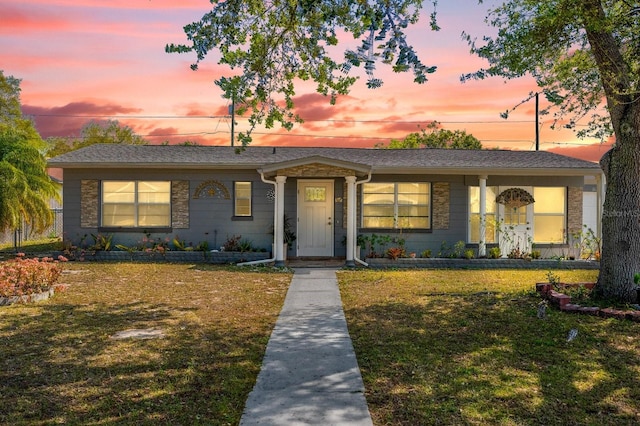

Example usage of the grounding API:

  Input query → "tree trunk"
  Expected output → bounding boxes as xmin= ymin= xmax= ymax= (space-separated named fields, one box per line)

xmin=597 ymin=108 xmax=640 ymax=303
xmin=581 ymin=0 xmax=640 ymax=303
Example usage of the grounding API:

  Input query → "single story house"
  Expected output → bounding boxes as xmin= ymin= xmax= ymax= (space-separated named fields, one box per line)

xmin=48 ymin=144 xmax=603 ymax=266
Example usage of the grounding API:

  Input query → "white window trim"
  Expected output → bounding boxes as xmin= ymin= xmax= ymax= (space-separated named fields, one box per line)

xmin=101 ymin=180 xmax=171 ymax=228
xmin=361 ymin=182 xmax=431 ymax=230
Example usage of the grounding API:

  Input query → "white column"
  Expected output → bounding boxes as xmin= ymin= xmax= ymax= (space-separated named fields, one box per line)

xmin=596 ymin=173 xmax=604 ymax=240
xmin=479 ymin=175 xmax=487 ymax=257
xmin=274 ymin=175 xmax=287 ymax=266
xmin=345 ymin=176 xmax=357 ymax=267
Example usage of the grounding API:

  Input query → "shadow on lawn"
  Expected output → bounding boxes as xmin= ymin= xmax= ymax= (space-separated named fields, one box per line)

xmin=0 ymin=300 xmax=269 ymax=425
xmin=345 ymin=293 xmax=640 ymax=425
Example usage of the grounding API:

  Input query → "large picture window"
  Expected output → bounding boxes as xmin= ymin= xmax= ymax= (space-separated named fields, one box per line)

xmin=362 ymin=182 xmax=430 ymax=229
xmin=234 ymin=181 xmax=252 ymax=217
xmin=102 ymin=181 xmax=171 ymax=227
xmin=533 ymin=187 xmax=566 ymax=243
xmin=468 ymin=186 xmax=497 ymax=243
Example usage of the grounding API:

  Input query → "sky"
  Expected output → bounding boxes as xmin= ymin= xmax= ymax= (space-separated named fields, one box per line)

xmin=1 ymin=0 xmax=613 ymax=162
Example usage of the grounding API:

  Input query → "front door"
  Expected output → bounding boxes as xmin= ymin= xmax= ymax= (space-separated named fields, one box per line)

xmin=297 ymin=180 xmax=334 ymax=257
xmin=497 ymin=186 xmax=533 ymax=257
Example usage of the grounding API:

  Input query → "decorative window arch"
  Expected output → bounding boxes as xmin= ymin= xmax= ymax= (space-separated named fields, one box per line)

xmin=496 ymin=187 xmax=535 ymax=208
xmin=193 ymin=180 xmax=230 ymax=199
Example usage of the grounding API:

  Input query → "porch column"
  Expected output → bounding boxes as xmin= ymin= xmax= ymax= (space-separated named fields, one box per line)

xmin=345 ymin=175 xmax=357 ymax=267
xmin=596 ymin=173 xmax=604 ymax=240
xmin=479 ymin=175 xmax=488 ymax=257
xmin=274 ymin=175 xmax=287 ymax=267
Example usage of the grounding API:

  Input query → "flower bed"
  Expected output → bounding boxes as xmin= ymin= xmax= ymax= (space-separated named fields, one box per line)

xmin=0 ymin=254 xmax=66 ymax=305
xmin=366 ymin=257 xmax=600 ymax=269
xmin=55 ymin=250 xmax=271 ymax=264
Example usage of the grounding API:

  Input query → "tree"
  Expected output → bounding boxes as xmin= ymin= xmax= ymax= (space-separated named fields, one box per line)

xmin=462 ymin=1 xmax=640 ymax=303
xmin=47 ymin=120 xmax=147 ymax=157
xmin=166 ymin=0 xmax=439 ymax=146
xmin=0 ymin=71 xmax=59 ymax=235
xmin=379 ymin=121 xmax=483 ymax=149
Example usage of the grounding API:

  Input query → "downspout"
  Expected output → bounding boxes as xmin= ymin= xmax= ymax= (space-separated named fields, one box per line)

xmin=353 ymin=171 xmax=372 ymax=267
xmin=237 ymin=171 xmax=278 ymax=266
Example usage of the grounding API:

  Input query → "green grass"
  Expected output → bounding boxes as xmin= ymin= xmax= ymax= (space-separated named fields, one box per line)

xmin=0 ymin=263 xmax=291 ymax=425
xmin=0 ymin=238 xmax=60 ymax=255
xmin=338 ymin=269 xmax=640 ymax=426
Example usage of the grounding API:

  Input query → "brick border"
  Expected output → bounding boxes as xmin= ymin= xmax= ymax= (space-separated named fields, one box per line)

xmin=536 ymin=282 xmax=640 ymax=322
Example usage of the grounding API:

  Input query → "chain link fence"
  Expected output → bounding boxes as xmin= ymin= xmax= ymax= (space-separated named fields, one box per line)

xmin=0 ymin=208 xmax=63 ymax=249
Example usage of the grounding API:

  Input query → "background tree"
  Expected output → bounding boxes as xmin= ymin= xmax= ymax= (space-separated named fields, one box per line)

xmin=167 ymin=0 xmax=438 ymax=146
xmin=462 ymin=0 xmax=640 ymax=303
xmin=47 ymin=120 xmax=147 ymax=157
xmin=0 ymin=71 xmax=59 ymax=235
xmin=378 ymin=121 xmax=483 ymax=149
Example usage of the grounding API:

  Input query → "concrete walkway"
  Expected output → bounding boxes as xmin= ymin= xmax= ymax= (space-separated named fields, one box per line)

xmin=240 ymin=268 xmax=373 ymax=426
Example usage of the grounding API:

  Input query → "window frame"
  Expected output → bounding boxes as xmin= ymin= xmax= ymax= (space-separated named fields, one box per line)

xmin=361 ymin=182 xmax=431 ymax=230
xmin=100 ymin=180 xmax=172 ymax=229
xmin=233 ymin=181 xmax=253 ymax=218
xmin=532 ymin=186 xmax=567 ymax=244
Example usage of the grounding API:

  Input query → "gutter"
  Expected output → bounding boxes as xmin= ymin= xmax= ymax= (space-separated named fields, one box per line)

xmin=236 ymin=171 xmax=278 ymax=267
xmin=353 ymin=171 xmax=372 ymax=267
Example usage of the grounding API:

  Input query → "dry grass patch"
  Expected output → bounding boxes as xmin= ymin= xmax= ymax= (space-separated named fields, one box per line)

xmin=338 ymin=269 xmax=640 ymax=425
xmin=0 ymin=262 xmax=291 ymax=425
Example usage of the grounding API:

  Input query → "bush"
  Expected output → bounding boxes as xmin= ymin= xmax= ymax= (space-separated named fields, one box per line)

xmin=0 ymin=254 xmax=66 ymax=297
xmin=488 ymin=247 xmax=501 ymax=259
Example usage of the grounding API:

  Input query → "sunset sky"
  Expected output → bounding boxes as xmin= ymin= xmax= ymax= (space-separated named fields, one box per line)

xmin=2 ymin=0 xmax=612 ymax=162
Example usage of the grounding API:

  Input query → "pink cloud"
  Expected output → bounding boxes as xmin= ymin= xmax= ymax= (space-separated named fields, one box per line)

xmin=22 ymin=102 xmax=142 ymax=138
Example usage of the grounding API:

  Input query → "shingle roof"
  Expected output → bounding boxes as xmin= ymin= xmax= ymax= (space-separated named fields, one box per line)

xmin=48 ymin=144 xmax=602 ymax=175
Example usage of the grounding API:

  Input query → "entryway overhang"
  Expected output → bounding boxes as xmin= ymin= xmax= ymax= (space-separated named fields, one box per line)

xmin=258 ymin=155 xmax=371 ymax=178
xmin=257 ymin=156 xmax=372 ymax=267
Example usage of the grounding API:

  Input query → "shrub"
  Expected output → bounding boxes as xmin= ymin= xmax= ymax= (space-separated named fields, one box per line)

xmin=488 ymin=247 xmax=501 ymax=259
xmin=464 ymin=249 xmax=475 ymax=259
xmin=421 ymin=249 xmax=431 ymax=258
xmin=0 ymin=255 xmax=66 ymax=297
xmin=386 ymin=247 xmax=405 ymax=260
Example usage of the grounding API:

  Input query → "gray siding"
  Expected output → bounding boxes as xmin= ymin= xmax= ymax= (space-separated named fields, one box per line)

xmin=61 ymin=168 xmax=586 ymax=258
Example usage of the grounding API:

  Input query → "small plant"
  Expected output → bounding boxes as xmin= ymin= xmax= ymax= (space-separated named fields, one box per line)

xmin=238 ymin=239 xmax=254 ymax=252
xmin=386 ymin=246 xmax=405 ymax=260
xmin=172 ymin=237 xmax=187 ymax=251
xmin=488 ymin=247 xmax=501 ymax=259
xmin=223 ymin=235 xmax=242 ymax=252
xmin=89 ymin=233 xmax=113 ymax=252
xmin=196 ymin=241 xmax=210 ymax=252
xmin=453 ymin=241 xmax=466 ymax=258
xmin=531 ymin=249 xmax=541 ymax=259
xmin=546 ymin=271 xmax=561 ymax=290
xmin=463 ymin=249 xmax=475 ymax=259
xmin=438 ymin=241 xmax=452 ymax=258
xmin=421 ymin=249 xmax=431 ymax=258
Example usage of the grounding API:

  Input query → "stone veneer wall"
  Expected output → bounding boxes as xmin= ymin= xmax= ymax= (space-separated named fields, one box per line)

xmin=568 ymin=186 xmax=583 ymax=237
xmin=432 ymin=182 xmax=450 ymax=230
xmin=171 ymin=181 xmax=190 ymax=229
xmin=81 ymin=180 xmax=99 ymax=228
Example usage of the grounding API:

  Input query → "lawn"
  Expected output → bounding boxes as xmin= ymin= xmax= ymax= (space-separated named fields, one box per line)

xmin=337 ymin=269 xmax=640 ymax=426
xmin=0 ymin=262 xmax=291 ymax=425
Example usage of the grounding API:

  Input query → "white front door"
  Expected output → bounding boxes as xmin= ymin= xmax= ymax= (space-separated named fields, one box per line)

xmin=498 ymin=186 xmax=533 ymax=257
xmin=297 ymin=180 xmax=334 ymax=257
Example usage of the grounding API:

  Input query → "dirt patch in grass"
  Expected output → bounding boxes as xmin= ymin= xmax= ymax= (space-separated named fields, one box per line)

xmin=338 ymin=269 xmax=640 ymax=425
xmin=0 ymin=263 xmax=291 ymax=425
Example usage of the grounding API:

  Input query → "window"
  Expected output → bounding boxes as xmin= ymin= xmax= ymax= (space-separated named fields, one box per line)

xmin=102 ymin=181 xmax=171 ymax=227
xmin=234 ymin=182 xmax=252 ymax=216
xmin=469 ymin=186 xmax=497 ymax=243
xmin=362 ymin=182 xmax=430 ymax=229
xmin=533 ymin=187 xmax=566 ymax=243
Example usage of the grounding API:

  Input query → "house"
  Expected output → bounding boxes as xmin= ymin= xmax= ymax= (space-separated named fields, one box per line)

xmin=48 ymin=144 xmax=603 ymax=266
